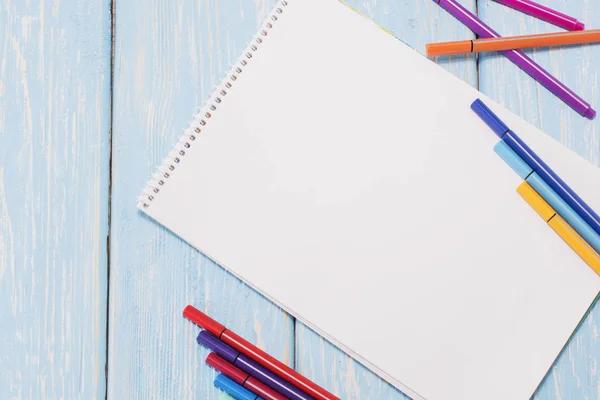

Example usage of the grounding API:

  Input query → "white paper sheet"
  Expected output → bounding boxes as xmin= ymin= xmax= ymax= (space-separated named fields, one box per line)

xmin=139 ymin=1 xmax=600 ymax=399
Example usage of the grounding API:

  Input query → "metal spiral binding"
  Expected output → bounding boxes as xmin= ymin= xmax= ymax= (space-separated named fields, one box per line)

xmin=137 ymin=0 xmax=289 ymax=209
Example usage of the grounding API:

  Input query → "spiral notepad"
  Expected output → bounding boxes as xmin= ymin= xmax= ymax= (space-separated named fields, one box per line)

xmin=137 ymin=1 xmax=600 ymax=399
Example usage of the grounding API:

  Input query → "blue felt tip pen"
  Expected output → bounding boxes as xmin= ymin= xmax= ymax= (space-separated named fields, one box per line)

xmin=494 ymin=141 xmax=600 ymax=254
xmin=215 ymin=374 xmax=264 ymax=400
xmin=472 ymin=98 xmax=600 ymax=237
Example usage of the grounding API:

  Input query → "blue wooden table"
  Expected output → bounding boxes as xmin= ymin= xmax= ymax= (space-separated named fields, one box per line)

xmin=1 ymin=0 xmax=599 ymax=398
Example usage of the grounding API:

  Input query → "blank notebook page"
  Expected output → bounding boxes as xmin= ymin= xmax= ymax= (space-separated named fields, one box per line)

xmin=139 ymin=0 xmax=600 ymax=399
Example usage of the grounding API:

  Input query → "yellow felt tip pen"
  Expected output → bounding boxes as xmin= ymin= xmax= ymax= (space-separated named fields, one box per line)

xmin=517 ymin=182 xmax=600 ymax=276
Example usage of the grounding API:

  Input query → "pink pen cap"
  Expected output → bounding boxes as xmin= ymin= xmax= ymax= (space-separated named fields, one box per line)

xmin=493 ymin=0 xmax=584 ymax=31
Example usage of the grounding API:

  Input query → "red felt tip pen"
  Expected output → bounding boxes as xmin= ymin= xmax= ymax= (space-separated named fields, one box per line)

xmin=206 ymin=352 xmax=287 ymax=400
xmin=184 ymin=305 xmax=340 ymax=400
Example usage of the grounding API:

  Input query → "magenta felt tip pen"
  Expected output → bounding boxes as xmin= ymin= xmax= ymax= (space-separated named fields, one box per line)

xmin=433 ymin=0 xmax=595 ymax=119
xmin=492 ymin=0 xmax=585 ymax=31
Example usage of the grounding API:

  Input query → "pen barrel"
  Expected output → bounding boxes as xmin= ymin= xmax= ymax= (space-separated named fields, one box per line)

xmin=235 ymin=355 xmax=316 ymax=400
xmin=548 ymin=215 xmax=600 ymax=276
xmin=207 ymin=353 xmax=288 ymax=400
xmin=473 ymin=31 xmax=600 ymax=53
xmin=437 ymin=0 xmax=594 ymax=119
xmin=245 ymin=377 xmax=288 ymax=400
xmin=504 ymin=131 xmax=600 ymax=235
xmin=492 ymin=0 xmax=584 ymax=31
xmin=215 ymin=374 xmax=261 ymax=400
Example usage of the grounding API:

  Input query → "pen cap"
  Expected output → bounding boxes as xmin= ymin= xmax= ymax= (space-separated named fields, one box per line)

xmin=493 ymin=141 xmax=533 ymax=179
xmin=491 ymin=0 xmax=585 ymax=31
xmin=184 ymin=305 xmax=227 ymax=337
xmin=426 ymin=41 xmax=472 ymax=56
xmin=207 ymin=352 xmax=249 ymax=385
xmin=471 ymin=99 xmax=510 ymax=137
xmin=517 ymin=182 xmax=556 ymax=221
xmin=234 ymin=355 xmax=317 ymax=400
xmin=215 ymin=374 xmax=260 ymax=400
xmin=198 ymin=331 xmax=240 ymax=363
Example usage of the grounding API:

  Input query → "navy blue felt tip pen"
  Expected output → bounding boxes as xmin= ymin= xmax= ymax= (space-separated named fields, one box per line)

xmin=471 ymin=98 xmax=600 ymax=236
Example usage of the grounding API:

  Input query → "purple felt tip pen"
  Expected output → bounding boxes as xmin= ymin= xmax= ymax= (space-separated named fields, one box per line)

xmin=492 ymin=0 xmax=585 ymax=32
xmin=433 ymin=0 xmax=595 ymax=120
xmin=197 ymin=331 xmax=316 ymax=400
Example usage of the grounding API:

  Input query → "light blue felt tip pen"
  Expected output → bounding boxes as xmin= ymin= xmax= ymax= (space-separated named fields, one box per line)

xmin=495 ymin=141 xmax=600 ymax=254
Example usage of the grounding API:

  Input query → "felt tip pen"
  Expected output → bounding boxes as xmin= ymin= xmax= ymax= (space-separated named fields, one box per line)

xmin=494 ymin=141 xmax=600 ymax=254
xmin=215 ymin=374 xmax=265 ymax=400
xmin=426 ymin=29 xmax=600 ymax=56
xmin=492 ymin=0 xmax=585 ymax=31
xmin=207 ymin=353 xmax=288 ymax=400
xmin=517 ymin=182 xmax=600 ymax=275
xmin=472 ymin=99 xmax=600 ymax=236
xmin=184 ymin=305 xmax=339 ymax=400
xmin=198 ymin=331 xmax=316 ymax=400
xmin=433 ymin=0 xmax=595 ymax=119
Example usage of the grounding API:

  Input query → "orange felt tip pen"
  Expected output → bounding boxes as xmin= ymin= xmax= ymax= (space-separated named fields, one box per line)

xmin=427 ymin=29 xmax=600 ymax=56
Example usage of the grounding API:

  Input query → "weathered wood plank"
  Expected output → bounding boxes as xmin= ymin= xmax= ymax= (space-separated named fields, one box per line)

xmin=108 ymin=0 xmax=294 ymax=398
xmin=0 ymin=0 xmax=111 ymax=398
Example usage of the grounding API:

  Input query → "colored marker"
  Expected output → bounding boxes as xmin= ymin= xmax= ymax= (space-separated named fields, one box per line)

xmin=426 ymin=29 xmax=600 ymax=56
xmin=215 ymin=374 xmax=264 ymax=400
xmin=433 ymin=0 xmax=595 ymax=119
xmin=494 ymin=141 xmax=600 ymax=254
xmin=207 ymin=353 xmax=288 ymax=400
xmin=472 ymin=99 xmax=600 ymax=236
xmin=184 ymin=305 xmax=339 ymax=400
xmin=492 ymin=0 xmax=584 ymax=31
xmin=198 ymin=331 xmax=316 ymax=400
xmin=517 ymin=182 xmax=600 ymax=275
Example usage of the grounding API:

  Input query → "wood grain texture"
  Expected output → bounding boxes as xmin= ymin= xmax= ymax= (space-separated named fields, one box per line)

xmin=3 ymin=0 xmax=600 ymax=398
xmin=478 ymin=1 xmax=600 ymax=398
xmin=108 ymin=1 xmax=294 ymax=399
xmin=0 ymin=0 xmax=111 ymax=399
